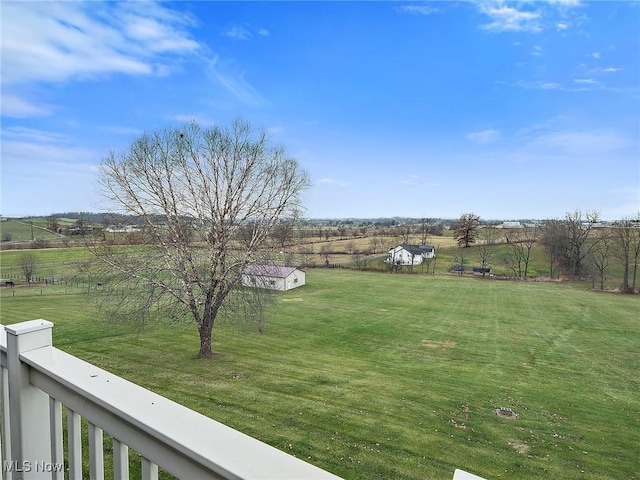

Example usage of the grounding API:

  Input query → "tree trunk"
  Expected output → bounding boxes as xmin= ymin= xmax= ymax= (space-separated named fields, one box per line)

xmin=621 ymin=262 xmax=630 ymax=293
xmin=197 ymin=313 xmax=215 ymax=358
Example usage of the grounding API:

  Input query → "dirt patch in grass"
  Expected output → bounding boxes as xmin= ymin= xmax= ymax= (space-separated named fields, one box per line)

xmin=421 ymin=339 xmax=456 ymax=353
xmin=508 ymin=440 xmax=531 ymax=455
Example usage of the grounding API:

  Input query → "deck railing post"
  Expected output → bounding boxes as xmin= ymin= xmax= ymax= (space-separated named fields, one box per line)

xmin=5 ymin=320 xmax=54 ymax=480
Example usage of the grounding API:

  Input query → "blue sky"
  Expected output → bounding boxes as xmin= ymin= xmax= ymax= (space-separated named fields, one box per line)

xmin=1 ymin=1 xmax=638 ymax=220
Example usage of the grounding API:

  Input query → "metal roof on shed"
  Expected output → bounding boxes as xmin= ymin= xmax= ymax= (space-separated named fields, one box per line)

xmin=243 ymin=265 xmax=300 ymax=278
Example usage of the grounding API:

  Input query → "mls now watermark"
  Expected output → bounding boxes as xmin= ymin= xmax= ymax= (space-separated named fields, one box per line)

xmin=4 ymin=460 xmax=64 ymax=473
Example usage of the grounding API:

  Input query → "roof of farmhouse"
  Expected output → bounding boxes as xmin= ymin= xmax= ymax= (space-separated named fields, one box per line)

xmin=396 ymin=243 xmax=435 ymax=255
xmin=243 ymin=265 xmax=300 ymax=278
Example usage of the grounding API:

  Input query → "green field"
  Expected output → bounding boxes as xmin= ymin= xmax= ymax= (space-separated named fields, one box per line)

xmin=0 ymin=219 xmax=63 ymax=242
xmin=1 ymin=268 xmax=638 ymax=479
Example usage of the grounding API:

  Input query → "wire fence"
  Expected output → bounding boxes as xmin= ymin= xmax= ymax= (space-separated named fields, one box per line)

xmin=0 ymin=279 xmax=101 ymax=297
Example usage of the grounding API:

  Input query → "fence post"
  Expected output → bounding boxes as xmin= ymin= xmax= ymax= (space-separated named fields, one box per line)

xmin=5 ymin=320 xmax=54 ymax=479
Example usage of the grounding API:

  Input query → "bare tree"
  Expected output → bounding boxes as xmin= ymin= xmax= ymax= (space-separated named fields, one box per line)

xmin=19 ymin=252 xmax=37 ymax=284
xmin=611 ymin=215 xmax=640 ymax=293
xmin=369 ymin=235 xmax=382 ymax=254
xmin=563 ymin=210 xmax=600 ymax=278
xmin=46 ymin=215 xmax=60 ymax=233
xmin=453 ymin=213 xmax=481 ymax=248
xmin=345 ymin=240 xmax=356 ymax=254
xmin=475 ymin=226 xmax=499 ymax=276
xmin=503 ymin=226 xmax=537 ymax=279
xmin=296 ymin=245 xmax=315 ymax=267
xmin=541 ymin=211 xmax=599 ymax=278
xmin=270 ymin=221 xmax=295 ymax=248
xmin=540 ymin=218 xmax=565 ymax=279
xmin=71 ymin=216 xmax=92 ymax=236
xmin=587 ymin=230 xmax=611 ymax=291
xmin=452 ymin=247 xmax=467 ymax=275
xmin=94 ymin=120 xmax=309 ymax=358
xmin=397 ymin=224 xmax=412 ymax=243
xmin=282 ymin=250 xmax=297 ymax=267
xmin=418 ymin=218 xmax=435 ymax=245
xmin=319 ymin=245 xmax=331 ymax=266
xmin=352 ymin=249 xmax=371 ymax=270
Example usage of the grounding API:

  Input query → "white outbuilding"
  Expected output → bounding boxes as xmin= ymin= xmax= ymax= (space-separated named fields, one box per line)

xmin=241 ymin=265 xmax=306 ymax=291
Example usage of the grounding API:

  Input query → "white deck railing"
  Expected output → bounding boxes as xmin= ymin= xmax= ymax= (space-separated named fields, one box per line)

xmin=0 ymin=319 xmax=343 ymax=480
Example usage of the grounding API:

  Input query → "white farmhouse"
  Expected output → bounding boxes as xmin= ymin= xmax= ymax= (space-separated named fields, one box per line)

xmin=241 ymin=265 xmax=306 ymax=291
xmin=386 ymin=243 xmax=436 ymax=266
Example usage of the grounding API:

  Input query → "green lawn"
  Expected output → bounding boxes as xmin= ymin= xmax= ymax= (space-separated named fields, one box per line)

xmin=1 ymin=269 xmax=638 ymax=479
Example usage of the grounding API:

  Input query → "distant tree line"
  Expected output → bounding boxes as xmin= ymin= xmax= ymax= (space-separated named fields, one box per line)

xmin=450 ymin=210 xmax=640 ymax=292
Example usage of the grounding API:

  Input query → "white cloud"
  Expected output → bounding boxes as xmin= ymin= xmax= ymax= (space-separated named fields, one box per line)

xmin=2 ymin=2 xmax=199 ymax=85
xmin=518 ymin=129 xmax=633 ymax=157
xmin=467 ymin=129 xmax=502 ymax=144
xmin=224 ymin=25 xmax=270 ymax=40
xmin=1 ymin=127 xmax=100 ymax=178
xmin=509 ymin=80 xmax=562 ymax=90
xmin=318 ymin=178 xmax=336 ymax=184
xmin=603 ymin=67 xmax=623 ymax=73
xmin=477 ymin=3 xmax=542 ymax=33
xmin=399 ymin=4 xmax=439 ymax=16
xmin=208 ymin=56 xmax=268 ymax=108
xmin=507 ymin=77 xmax=613 ymax=92
xmin=547 ymin=0 xmax=582 ymax=6
xmin=591 ymin=52 xmax=601 ymax=59
xmin=573 ymin=78 xmax=599 ymax=85
xmin=225 ymin=26 xmax=252 ymax=40
xmin=474 ymin=0 xmax=583 ymax=34
xmin=2 ymin=126 xmax=69 ymax=144
xmin=0 ymin=130 xmax=102 ymax=215
xmin=1 ymin=94 xmax=54 ymax=118
xmin=1 ymin=1 xmax=201 ymax=118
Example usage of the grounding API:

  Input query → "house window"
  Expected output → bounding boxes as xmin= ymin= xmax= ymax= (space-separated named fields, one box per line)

xmin=293 ymin=278 xmax=298 ymax=284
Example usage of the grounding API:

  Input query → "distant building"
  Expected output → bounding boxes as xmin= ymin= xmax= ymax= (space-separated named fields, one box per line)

xmin=241 ymin=265 xmax=306 ymax=291
xmin=386 ymin=243 xmax=436 ymax=266
xmin=497 ymin=221 xmax=523 ymax=229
